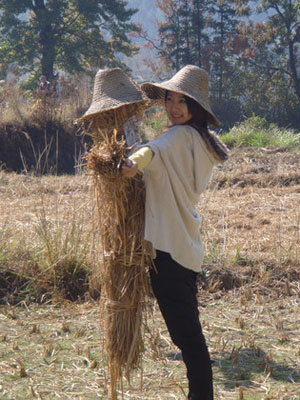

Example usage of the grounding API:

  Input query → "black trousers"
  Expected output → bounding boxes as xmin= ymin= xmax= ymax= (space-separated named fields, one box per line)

xmin=150 ymin=250 xmax=213 ymax=400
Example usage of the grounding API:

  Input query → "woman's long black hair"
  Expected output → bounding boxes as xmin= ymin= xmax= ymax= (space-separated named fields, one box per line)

xmin=165 ymin=91 xmax=228 ymax=162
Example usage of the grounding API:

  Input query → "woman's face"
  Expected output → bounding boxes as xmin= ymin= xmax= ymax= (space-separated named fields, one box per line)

xmin=165 ymin=91 xmax=192 ymax=125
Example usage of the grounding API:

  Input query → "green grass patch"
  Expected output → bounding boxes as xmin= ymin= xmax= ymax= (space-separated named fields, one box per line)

xmin=221 ymin=115 xmax=300 ymax=149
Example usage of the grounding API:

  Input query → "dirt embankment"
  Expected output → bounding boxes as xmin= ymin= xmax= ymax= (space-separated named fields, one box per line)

xmin=0 ymin=122 xmax=90 ymax=174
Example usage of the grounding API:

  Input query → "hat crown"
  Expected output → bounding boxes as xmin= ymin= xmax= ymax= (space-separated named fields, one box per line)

xmin=167 ymin=65 xmax=209 ymax=103
xmin=92 ymin=68 xmax=143 ymax=104
xmin=78 ymin=68 xmax=145 ymax=122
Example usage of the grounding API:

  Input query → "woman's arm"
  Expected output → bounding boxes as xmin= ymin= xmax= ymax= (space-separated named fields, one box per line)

xmin=122 ymin=146 xmax=154 ymax=178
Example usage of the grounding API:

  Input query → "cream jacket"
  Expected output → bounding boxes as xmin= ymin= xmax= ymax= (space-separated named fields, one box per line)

xmin=143 ymin=124 xmax=217 ymax=272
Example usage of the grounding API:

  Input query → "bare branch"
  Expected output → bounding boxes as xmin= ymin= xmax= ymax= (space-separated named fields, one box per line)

xmin=137 ymin=30 xmax=167 ymax=55
xmin=241 ymin=56 xmax=292 ymax=78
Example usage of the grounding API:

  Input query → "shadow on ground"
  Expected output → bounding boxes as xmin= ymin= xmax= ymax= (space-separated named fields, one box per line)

xmin=214 ymin=347 xmax=300 ymax=389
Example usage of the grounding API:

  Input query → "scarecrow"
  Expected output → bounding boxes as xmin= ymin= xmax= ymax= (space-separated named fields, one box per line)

xmin=77 ymin=68 xmax=153 ymax=399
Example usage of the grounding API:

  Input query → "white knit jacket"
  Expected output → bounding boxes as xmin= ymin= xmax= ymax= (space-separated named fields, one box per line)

xmin=143 ymin=124 xmax=217 ymax=272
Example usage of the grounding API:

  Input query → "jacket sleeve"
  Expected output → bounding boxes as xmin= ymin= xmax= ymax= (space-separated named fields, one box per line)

xmin=129 ymin=146 xmax=153 ymax=169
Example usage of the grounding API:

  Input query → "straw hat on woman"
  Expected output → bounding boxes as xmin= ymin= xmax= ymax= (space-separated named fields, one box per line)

xmin=122 ymin=65 xmax=228 ymax=400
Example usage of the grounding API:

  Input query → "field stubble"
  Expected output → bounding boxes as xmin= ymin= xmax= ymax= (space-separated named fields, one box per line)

xmin=0 ymin=147 xmax=299 ymax=399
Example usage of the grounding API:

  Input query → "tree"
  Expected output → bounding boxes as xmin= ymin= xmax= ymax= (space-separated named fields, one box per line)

xmin=0 ymin=0 xmax=139 ymax=81
xmin=259 ymin=0 xmax=300 ymax=100
xmin=238 ymin=0 xmax=300 ymax=100
xmin=156 ymin=0 xmax=211 ymax=70
xmin=156 ymin=0 xmax=185 ymax=71
xmin=208 ymin=0 xmax=241 ymax=101
xmin=190 ymin=0 xmax=210 ymax=68
xmin=234 ymin=0 xmax=300 ymax=127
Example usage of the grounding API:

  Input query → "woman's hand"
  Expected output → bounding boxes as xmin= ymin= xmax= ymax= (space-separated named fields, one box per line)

xmin=121 ymin=158 xmax=139 ymax=178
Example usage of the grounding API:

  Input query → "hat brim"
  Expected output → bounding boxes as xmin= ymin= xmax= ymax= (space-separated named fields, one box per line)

xmin=75 ymin=98 xmax=153 ymax=123
xmin=141 ymin=82 xmax=220 ymax=127
xmin=76 ymin=98 xmax=149 ymax=124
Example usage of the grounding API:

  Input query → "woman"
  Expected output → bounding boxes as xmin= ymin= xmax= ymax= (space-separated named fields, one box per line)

xmin=122 ymin=65 xmax=228 ymax=400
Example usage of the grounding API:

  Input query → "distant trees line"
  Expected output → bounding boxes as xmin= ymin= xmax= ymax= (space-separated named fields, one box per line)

xmin=145 ymin=0 xmax=300 ymax=130
xmin=0 ymin=0 xmax=299 ymax=130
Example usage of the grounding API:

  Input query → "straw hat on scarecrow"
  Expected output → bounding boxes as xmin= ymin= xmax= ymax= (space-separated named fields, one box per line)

xmin=141 ymin=64 xmax=220 ymax=127
xmin=77 ymin=68 xmax=149 ymax=132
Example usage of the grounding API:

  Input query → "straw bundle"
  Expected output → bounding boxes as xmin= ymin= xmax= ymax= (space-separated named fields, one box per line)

xmin=87 ymin=127 xmax=152 ymax=399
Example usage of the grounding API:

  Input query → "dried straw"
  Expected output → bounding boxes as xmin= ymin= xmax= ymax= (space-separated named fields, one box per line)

xmin=86 ymin=118 xmax=152 ymax=399
xmin=82 ymin=103 xmax=147 ymax=140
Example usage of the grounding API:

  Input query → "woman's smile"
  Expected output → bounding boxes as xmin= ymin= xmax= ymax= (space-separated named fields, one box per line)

xmin=165 ymin=91 xmax=192 ymax=125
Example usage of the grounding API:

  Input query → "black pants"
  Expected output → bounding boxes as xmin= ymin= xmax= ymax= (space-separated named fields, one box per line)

xmin=150 ymin=250 xmax=213 ymax=400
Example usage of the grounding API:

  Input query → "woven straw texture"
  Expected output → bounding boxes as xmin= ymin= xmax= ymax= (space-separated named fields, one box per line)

xmin=78 ymin=68 xmax=147 ymax=123
xmin=141 ymin=65 xmax=220 ymax=127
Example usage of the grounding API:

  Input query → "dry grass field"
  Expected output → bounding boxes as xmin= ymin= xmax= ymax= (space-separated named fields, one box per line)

xmin=0 ymin=147 xmax=299 ymax=399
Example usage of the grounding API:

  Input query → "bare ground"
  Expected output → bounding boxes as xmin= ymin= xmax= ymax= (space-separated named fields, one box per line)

xmin=0 ymin=293 xmax=299 ymax=399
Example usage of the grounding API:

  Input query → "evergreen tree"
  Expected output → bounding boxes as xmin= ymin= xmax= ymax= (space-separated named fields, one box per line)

xmin=0 ymin=0 xmax=139 ymax=81
xmin=156 ymin=0 xmax=185 ymax=70
xmin=208 ymin=0 xmax=240 ymax=101
xmin=190 ymin=0 xmax=210 ymax=68
xmin=236 ymin=0 xmax=300 ymax=127
xmin=156 ymin=0 xmax=211 ymax=70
